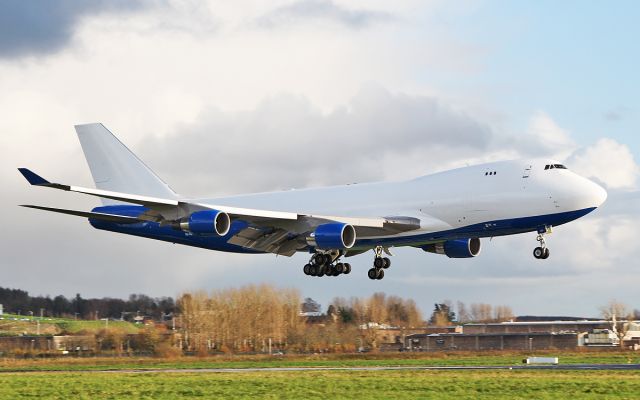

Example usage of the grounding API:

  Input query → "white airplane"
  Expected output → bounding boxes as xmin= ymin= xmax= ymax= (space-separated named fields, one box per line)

xmin=19 ymin=124 xmax=607 ymax=280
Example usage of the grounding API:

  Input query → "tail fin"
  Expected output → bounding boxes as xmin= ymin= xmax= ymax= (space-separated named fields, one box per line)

xmin=75 ymin=123 xmax=178 ymax=204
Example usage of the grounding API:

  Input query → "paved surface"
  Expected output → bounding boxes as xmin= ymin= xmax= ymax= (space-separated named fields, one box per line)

xmin=2 ymin=364 xmax=639 ymax=374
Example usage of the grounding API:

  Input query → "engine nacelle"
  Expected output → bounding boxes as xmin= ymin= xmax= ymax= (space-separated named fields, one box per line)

xmin=307 ymin=223 xmax=356 ymax=250
xmin=180 ymin=210 xmax=231 ymax=236
xmin=422 ymin=238 xmax=481 ymax=258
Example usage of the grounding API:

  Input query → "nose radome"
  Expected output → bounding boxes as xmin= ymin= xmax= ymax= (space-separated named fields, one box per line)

xmin=589 ymin=180 xmax=608 ymax=207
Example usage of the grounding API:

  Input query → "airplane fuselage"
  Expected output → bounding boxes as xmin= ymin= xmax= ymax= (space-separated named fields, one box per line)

xmin=90 ymin=158 xmax=606 ymax=253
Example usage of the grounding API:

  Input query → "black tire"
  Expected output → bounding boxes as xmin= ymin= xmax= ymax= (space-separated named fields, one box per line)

xmin=314 ymin=253 xmax=326 ymax=265
xmin=374 ymin=257 xmax=385 ymax=269
xmin=542 ymin=248 xmax=550 ymax=259
xmin=303 ymin=264 xmax=311 ymax=275
xmin=317 ymin=265 xmax=326 ymax=277
xmin=309 ymin=264 xmax=318 ymax=276
xmin=533 ymin=247 xmax=543 ymax=259
xmin=376 ymin=269 xmax=385 ymax=280
xmin=335 ymin=263 xmax=344 ymax=274
xmin=382 ymin=257 xmax=391 ymax=269
xmin=343 ymin=263 xmax=351 ymax=274
xmin=367 ymin=268 xmax=378 ymax=280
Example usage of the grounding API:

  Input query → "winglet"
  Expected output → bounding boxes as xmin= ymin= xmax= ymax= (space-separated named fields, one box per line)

xmin=18 ymin=168 xmax=50 ymax=186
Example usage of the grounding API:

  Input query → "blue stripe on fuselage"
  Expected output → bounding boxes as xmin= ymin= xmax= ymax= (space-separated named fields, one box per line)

xmin=88 ymin=206 xmax=596 ymax=253
xmin=355 ymin=207 xmax=597 ymax=248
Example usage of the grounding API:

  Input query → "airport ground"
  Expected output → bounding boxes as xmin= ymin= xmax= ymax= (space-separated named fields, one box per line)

xmin=1 ymin=351 xmax=639 ymax=399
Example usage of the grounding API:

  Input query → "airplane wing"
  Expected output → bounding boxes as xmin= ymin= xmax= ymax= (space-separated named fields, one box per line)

xmin=19 ymin=205 xmax=146 ymax=224
xmin=18 ymin=168 xmax=431 ymax=256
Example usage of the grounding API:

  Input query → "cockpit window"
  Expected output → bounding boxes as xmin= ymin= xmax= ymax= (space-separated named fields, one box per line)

xmin=545 ymin=164 xmax=567 ymax=170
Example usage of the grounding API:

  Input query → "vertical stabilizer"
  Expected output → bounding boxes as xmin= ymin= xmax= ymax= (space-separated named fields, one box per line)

xmin=75 ymin=123 xmax=178 ymax=204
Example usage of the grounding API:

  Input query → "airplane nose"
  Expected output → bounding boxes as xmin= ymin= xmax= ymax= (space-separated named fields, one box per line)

xmin=588 ymin=180 xmax=608 ymax=207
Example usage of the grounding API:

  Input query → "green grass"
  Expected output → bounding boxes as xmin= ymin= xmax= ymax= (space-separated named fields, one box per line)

xmin=0 ymin=370 xmax=638 ymax=399
xmin=1 ymin=351 xmax=637 ymax=372
xmin=53 ymin=319 xmax=139 ymax=334
xmin=0 ymin=314 xmax=140 ymax=335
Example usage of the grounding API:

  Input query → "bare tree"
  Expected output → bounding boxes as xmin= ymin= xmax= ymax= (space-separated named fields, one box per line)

xmin=494 ymin=305 xmax=514 ymax=322
xmin=457 ymin=301 xmax=470 ymax=323
xmin=470 ymin=303 xmax=493 ymax=322
xmin=600 ymin=300 xmax=634 ymax=348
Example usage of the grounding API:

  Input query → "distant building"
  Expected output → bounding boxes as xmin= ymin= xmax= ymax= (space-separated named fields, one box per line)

xmin=406 ymin=332 xmax=578 ymax=351
xmin=403 ymin=320 xmax=640 ymax=352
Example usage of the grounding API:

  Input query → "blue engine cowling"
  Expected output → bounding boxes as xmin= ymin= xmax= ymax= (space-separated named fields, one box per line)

xmin=422 ymin=238 xmax=481 ymax=258
xmin=180 ymin=210 xmax=231 ymax=236
xmin=307 ymin=223 xmax=356 ymax=250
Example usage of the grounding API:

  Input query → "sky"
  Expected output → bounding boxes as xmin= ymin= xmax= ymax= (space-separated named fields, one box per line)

xmin=1 ymin=0 xmax=638 ymax=318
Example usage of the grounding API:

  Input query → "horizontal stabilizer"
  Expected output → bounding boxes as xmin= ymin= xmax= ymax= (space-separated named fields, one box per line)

xmin=20 ymin=205 xmax=144 ymax=224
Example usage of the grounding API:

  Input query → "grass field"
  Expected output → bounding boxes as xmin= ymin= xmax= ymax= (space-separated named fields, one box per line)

xmin=1 ymin=351 xmax=638 ymax=372
xmin=1 ymin=369 xmax=639 ymax=399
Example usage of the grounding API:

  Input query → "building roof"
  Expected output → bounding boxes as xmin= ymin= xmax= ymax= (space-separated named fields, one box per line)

xmin=463 ymin=320 xmax=615 ymax=326
xmin=406 ymin=332 xmax=578 ymax=339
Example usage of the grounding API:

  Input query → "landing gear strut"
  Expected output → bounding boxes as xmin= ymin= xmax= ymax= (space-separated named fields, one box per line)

xmin=303 ymin=251 xmax=351 ymax=278
xmin=533 ymin=226 xmax=551 ymax=260
xmin=368 ymin=246 xmax=391 ymax=280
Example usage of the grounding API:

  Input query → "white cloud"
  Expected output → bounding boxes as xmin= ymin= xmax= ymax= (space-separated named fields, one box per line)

xmin=567 ymin=138 xmax=639 ymax=190
xmin=1 ymin=2 xmax=638 ymax=318
xmin=523 ymin=111 xmax=576 ymax=159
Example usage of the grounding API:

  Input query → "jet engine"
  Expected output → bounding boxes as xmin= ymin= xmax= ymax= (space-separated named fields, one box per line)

xmin=307 ymin=222 xmax=356 ymax=250
xmin=422 ymin=238 xmax=481 ymax=258
xmin=180 ymin=209 xmax=231 ymax=236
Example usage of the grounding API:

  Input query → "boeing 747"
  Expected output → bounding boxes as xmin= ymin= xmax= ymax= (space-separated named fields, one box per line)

xmin=19 ymin=124 xmax=607 ymax=280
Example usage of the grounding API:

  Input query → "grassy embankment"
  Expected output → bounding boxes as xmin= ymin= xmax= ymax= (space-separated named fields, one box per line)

xmin=1 ymin=350 xmax=638 ymax=372
xmin=0 ymin=313 xmax=139 ymax=335
xmin=0 ymin=369 xmax=639 ymax=399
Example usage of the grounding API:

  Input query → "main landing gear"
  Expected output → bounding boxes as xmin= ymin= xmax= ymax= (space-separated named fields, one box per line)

xmin=303 ymin=251 xmax=351 ymax=278
xmin=368 ymin=246 xmax=391 ymax=280
xmin=533 ymin=226 xmax=551 ymax=260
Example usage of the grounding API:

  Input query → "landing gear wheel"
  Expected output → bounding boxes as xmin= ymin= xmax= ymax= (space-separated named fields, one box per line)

xmin=542 ymin=247 xmax=550 ymax=259
xmin=309 ymin=264 xmax=318 ymax=276
xmin=314 ymin=253 xmax=327 ymax=265
xmin=367 ymin=268 xmax=378 ymax=280
xmin=382 ymin=257 xmax=391 ymax=269
xmin=343 ymin=263 xmax=351 ymax=274
xmin=335 ymin=263 xmax=344 ymax=274
xmin=533 ymin=247 xmax=544 ymax=259
xmin=374 ymin=257 xmax=385 ymax=269
xmin=303 ymin=264 xmax=311 ymax=275
xmin=376 ymin=269 xmax=385 ymax=280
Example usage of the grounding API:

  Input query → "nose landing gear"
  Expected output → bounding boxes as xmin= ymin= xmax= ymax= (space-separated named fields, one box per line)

xmin=533 ymin=226 xmax=551 ymax=259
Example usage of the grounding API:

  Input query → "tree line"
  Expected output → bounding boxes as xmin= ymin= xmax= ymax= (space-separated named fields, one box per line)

xmin=0 ymin=287 xmax=175 ymax=320
xmin=177 ymin=287 xmax=427 ymax=353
